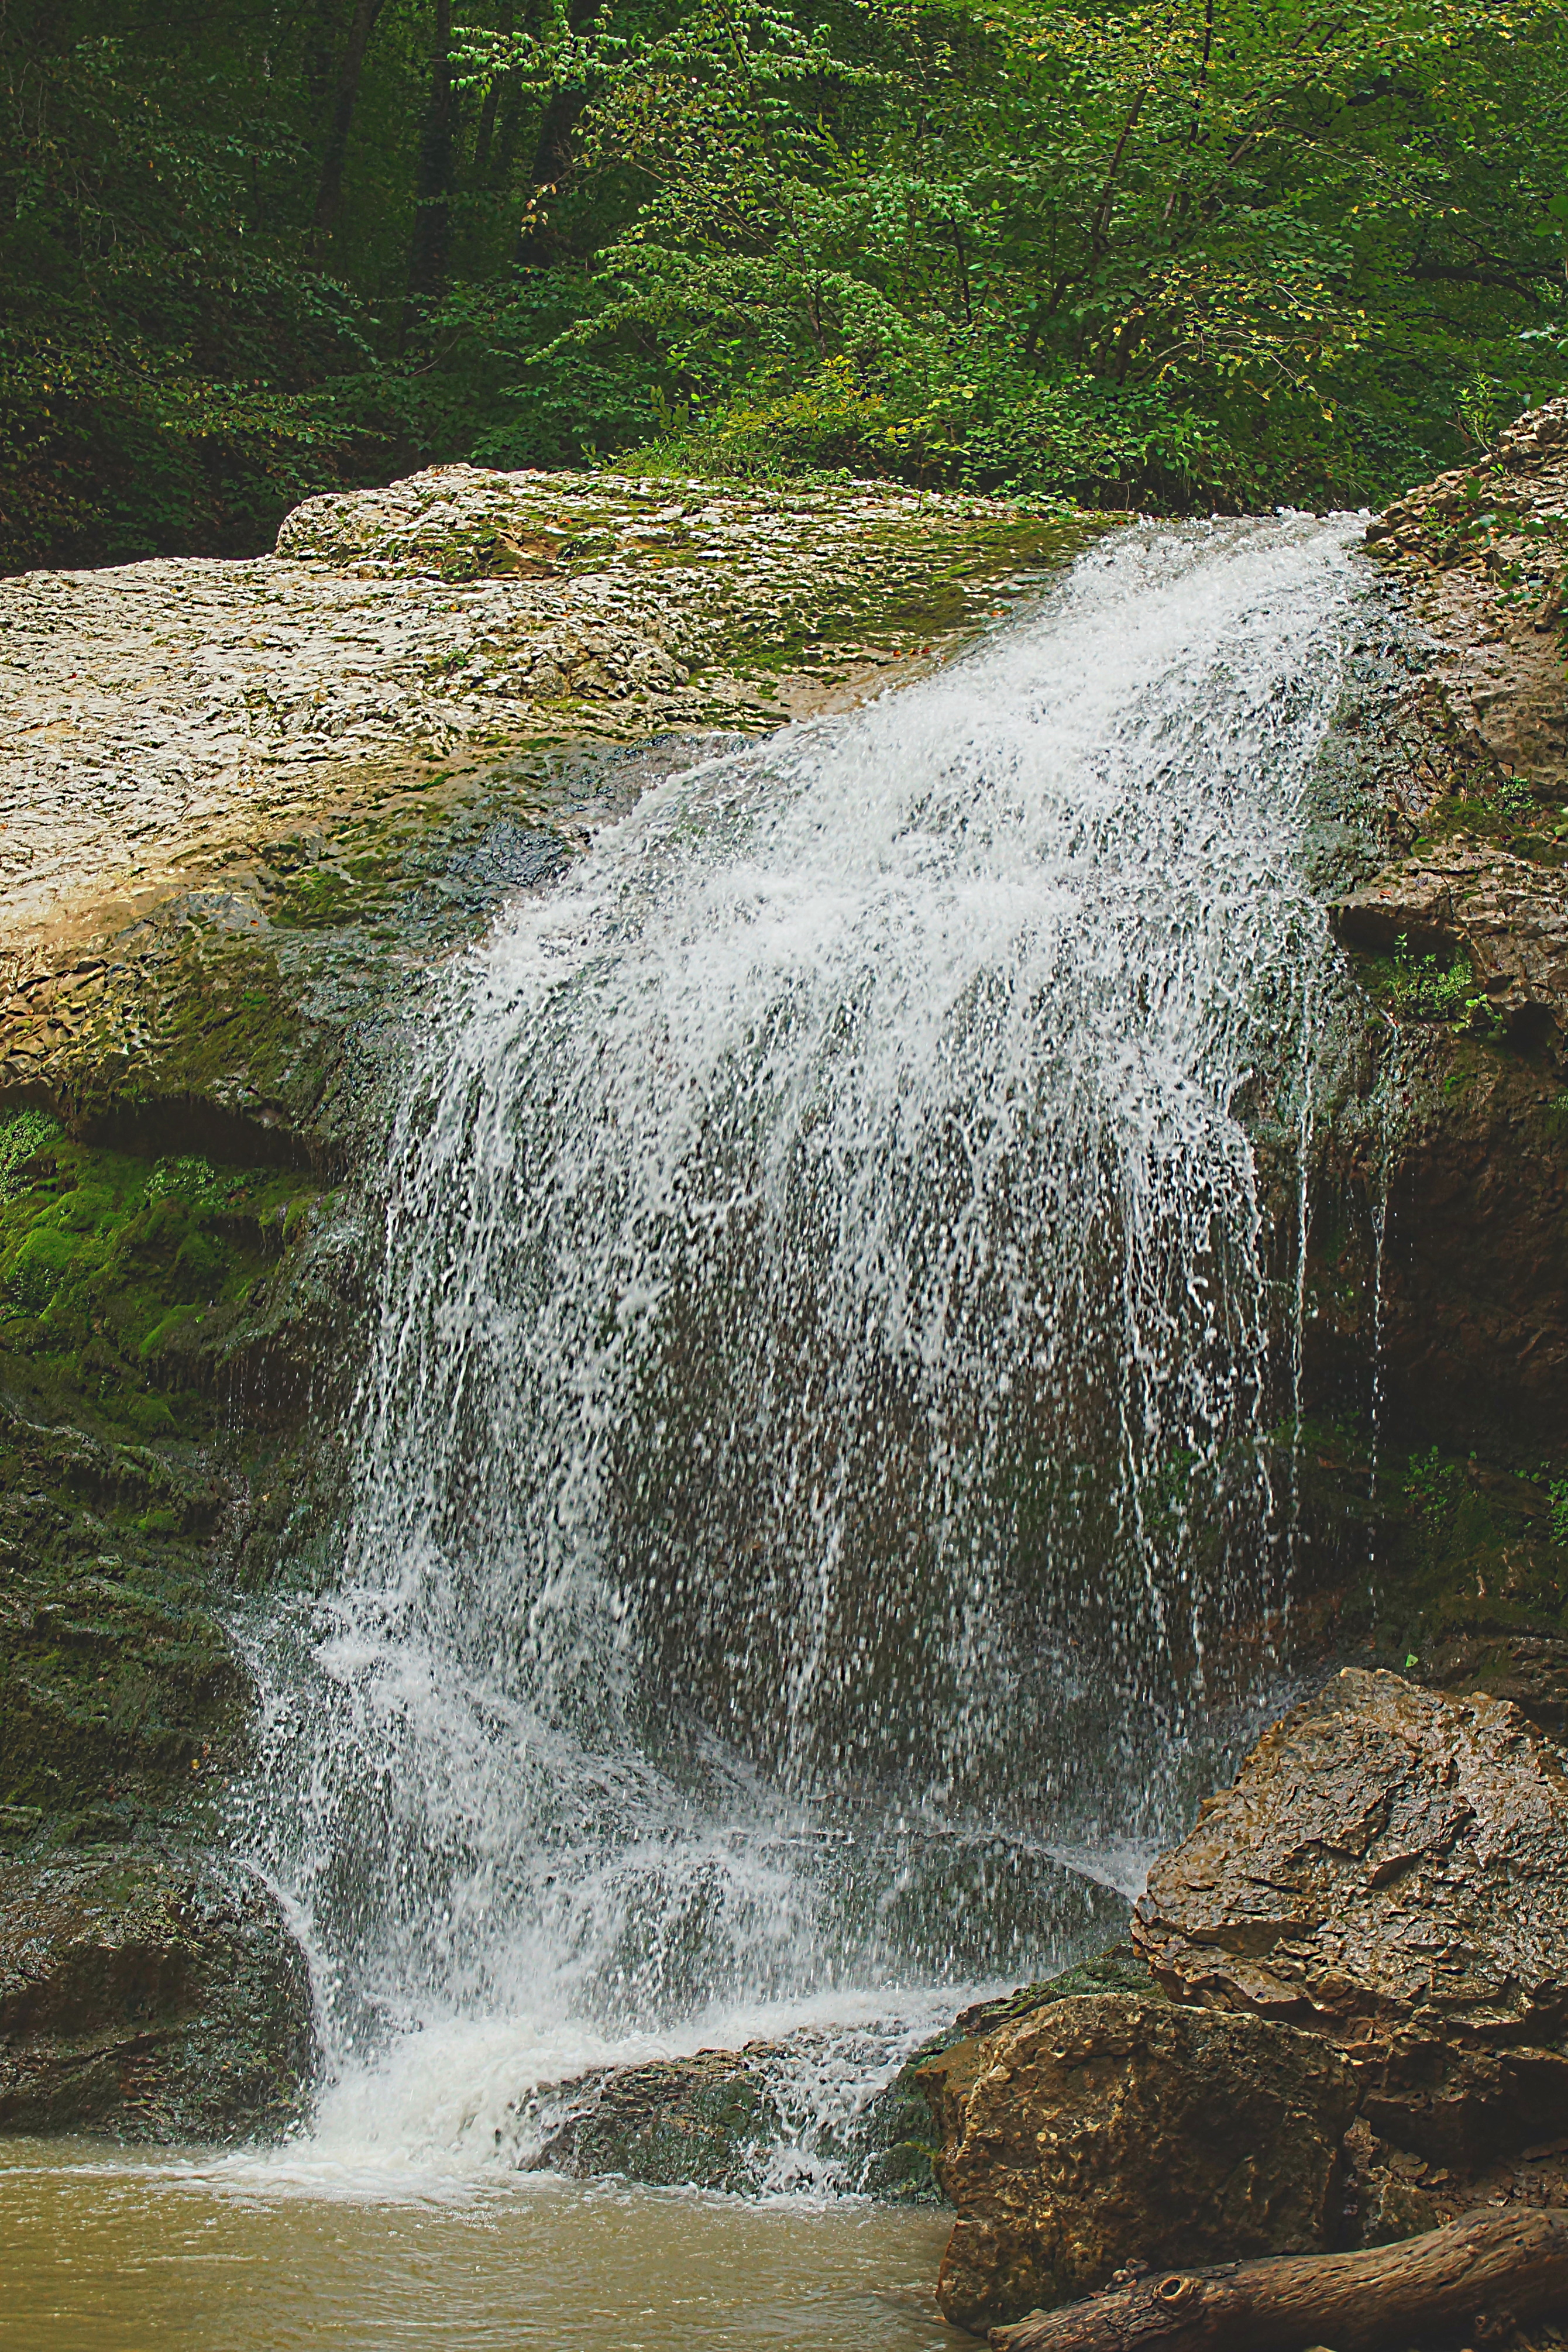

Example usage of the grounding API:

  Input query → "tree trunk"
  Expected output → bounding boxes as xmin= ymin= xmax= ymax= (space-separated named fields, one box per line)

xmin=312 ymin=0 xmax=388 ymax=249
xmin=404 ymin=0 xmax=456 ymax=322
xmin=989 ymin=2211 xmax=1568 ymax=2352
xmin=514 ymin=0 xmax=600 ymax=268
xmin=470 ymin=0 xmax=515 ymax=181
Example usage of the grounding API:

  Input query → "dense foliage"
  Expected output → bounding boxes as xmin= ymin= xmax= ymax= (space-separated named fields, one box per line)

xmin=3 ymin=0 xmax=1566 ymax=565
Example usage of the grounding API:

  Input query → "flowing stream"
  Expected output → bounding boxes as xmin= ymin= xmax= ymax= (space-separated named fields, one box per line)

xmin=18 ymin=511 xmax=1368 ymax=2350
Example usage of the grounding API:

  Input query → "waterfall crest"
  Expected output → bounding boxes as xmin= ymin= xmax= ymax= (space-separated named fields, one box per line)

xmin=238 ymin=513 xmax=1363 ymax=2164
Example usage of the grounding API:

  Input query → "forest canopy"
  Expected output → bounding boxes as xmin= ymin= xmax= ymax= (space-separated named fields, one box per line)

xmin=3 ymin=0 xmax=1566 ymax=567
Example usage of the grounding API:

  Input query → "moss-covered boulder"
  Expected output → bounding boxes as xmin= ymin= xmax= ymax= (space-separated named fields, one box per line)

xmin=0 ymin=1849 xmax=314 ymax=2141
xmin=524 ymin=2048 xmax=784 ymax=2192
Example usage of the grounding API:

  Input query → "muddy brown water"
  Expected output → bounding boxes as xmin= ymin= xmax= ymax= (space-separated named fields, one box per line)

xmin=0 ymin=2140 xmax=967 ymax=2352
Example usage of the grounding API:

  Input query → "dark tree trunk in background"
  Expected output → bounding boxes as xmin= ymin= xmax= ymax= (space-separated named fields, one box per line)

xmin=312 ymin=0 xmax=388 ymax=249
xmin=303 ymin=0 xmax=342 ymax=117
xmin=404 ymin=0 xmax=456 ymax=322
xmin=470 ymin=0 xmax=514 ymax=181
xmin=514 ymin=0 xmax=599 ymax=268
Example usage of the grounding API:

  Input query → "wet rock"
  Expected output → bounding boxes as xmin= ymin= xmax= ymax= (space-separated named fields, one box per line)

xmin=930 ymin=1995 xmax=1357 ymax=2332
xmin=524 ymin=2047 xmax=783 ymax=2193
xmin=1365 ymin=396 xmax=1568 ymax=788
xmin=911 ymin=1944 xmax=1164 ymax=2178
xmin=1332 ymin=842 xmax=1568 ymax=1033
xmin=1416 ymin=1629 xmax=1568 ymax=1738
xmin=0 ymin=1848 xmax=314 ymax=2141
xmin=1 ymin=465 xmax=1087 ymax=979
xmin=1133 ymin=1668 xmax=1568 ymax=2164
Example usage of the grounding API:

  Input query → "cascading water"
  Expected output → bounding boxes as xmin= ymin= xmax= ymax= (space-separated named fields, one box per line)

xmin=236 ymin=513 xmax=1365 ymax=2171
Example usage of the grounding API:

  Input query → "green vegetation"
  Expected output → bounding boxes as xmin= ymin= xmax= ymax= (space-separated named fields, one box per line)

xmin=0 ymin=1118 xmax=319 ymax=1442
xmin=1405 ymin=1442 xmax=1466 ymax=1535
xmin=1374 ymin=934 xmax=1505 ymax=1034
xmin=0 ymin=1107 xmax=60 ymax=1202
xmin=1411 ymin=769 xmax=1568 ymax=862
xmin=6 ymin=0 xmax=1568 ymax=569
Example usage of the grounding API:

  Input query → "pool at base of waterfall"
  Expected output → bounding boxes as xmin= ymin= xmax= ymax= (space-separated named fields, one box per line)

xmin=0 ymin=2140 xmax=964 ymax=2352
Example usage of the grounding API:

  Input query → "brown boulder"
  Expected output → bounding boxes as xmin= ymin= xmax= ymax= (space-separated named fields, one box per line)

xmin=931 ymin=1995 xmax=1356 ymax=2332
xmin=1133 ymin=1669 xmax=1568 ymax=2163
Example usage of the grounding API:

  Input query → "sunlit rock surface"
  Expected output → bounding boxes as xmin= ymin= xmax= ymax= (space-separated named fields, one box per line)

xmin=1133 ymin=1667 xmax=1568 ymax=2168
xmin=930 ymin=1995 xmax=1356 ymax=2332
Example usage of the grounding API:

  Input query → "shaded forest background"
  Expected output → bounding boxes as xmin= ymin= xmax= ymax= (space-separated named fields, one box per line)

xmin=4 ymin=0 xmax=1567 ymax=570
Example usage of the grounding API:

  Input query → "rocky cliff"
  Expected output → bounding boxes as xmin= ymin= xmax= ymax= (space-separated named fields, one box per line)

xmin=4 ymin=424 xmax=1568 ymax=2155
xmin=1278 ymin=403 xmax=1568 ymax=1735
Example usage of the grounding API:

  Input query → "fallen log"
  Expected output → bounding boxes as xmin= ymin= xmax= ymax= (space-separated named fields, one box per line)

xmin=988 ymin=2210 xmax=1568 ymax=2352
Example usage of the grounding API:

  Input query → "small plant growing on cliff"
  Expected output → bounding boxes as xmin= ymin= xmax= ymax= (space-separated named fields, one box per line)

xmin=1493 ymin=773 xmax=1539 ymax=826
xmin=1406 ymin=1446 xmax=1463 ymax=1536
xmin=1387 ymin=936 xmax=1498 ymax=1032
xmin=1549 ymin=1478 xmax=1568 ymax=1548
xmin=0 ymin=1108 xmax=61 ymax=1203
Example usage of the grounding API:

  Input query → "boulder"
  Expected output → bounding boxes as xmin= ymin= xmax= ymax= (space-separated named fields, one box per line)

xmin=523 ymin=2047 xmax=782 ymax=2193
xmin=930 ymin=1995 xmax=1357 ymax=2332
xmin=1133 ymin=1669 xmax=1568 ymax=2164
xmin=0 ymin=1848 xmax=315 ymax=2141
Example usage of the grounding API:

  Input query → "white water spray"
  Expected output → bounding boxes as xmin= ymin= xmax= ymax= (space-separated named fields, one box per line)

xmin=236 ymin=514 xmax=1364 ymax=2171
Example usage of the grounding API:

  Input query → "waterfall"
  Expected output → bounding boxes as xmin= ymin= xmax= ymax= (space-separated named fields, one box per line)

xmin=236 ymin=513 xmax=1363 ymax=2166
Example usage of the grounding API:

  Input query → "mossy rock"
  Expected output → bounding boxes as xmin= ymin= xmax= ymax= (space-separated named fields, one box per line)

xmin=527 ymin=2049 xmax=783 ymax=2192
xmin=0 ymin=1848 xmax=315 ymax=2141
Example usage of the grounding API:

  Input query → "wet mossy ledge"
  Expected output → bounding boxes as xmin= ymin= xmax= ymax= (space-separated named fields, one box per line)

xmin=0 ymin=1116 xmax=342 ymax=1842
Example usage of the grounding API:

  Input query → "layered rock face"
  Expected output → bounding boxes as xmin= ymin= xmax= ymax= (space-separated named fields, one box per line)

xmin=0 ymin=1851 xmax=314 ymax=2140
xmin=1291 ymin=403 xmax=1568 ymax=1717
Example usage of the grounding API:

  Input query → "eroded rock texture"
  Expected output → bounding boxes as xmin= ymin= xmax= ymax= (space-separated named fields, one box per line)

xmin=930 ymin=1995 xmax=1356 ymax=2333
xmin=1133 ymin=1667 xmax=1568 ymax=2165
xmin=0 ymin=1849 xmax=314 ymax=2141
xmin=1333 ymin=843 xmax=1568 ymax=1035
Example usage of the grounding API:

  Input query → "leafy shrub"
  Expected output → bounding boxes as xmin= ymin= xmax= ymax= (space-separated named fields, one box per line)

xmin=1549 ymin=1477 xmax=1568 ymax=1548
xmin=1387 ymin=937 xmax=1502 ymax=1034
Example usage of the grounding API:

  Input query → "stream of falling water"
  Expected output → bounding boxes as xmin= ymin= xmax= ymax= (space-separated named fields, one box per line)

xmin=228 ymin=512 xmax=1363 ymax=2199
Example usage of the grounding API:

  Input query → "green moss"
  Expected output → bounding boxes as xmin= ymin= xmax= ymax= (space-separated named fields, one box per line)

xmin=1409 ymin=775 xmax=1568 ymax=865
xmin=0 ymin=1128 xmax=336 ymax=1851
xmin=0 ymin=1136 xmax=319 ymax=1441
xmin=0 ymin=1108 xmax=65 ymax=1201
